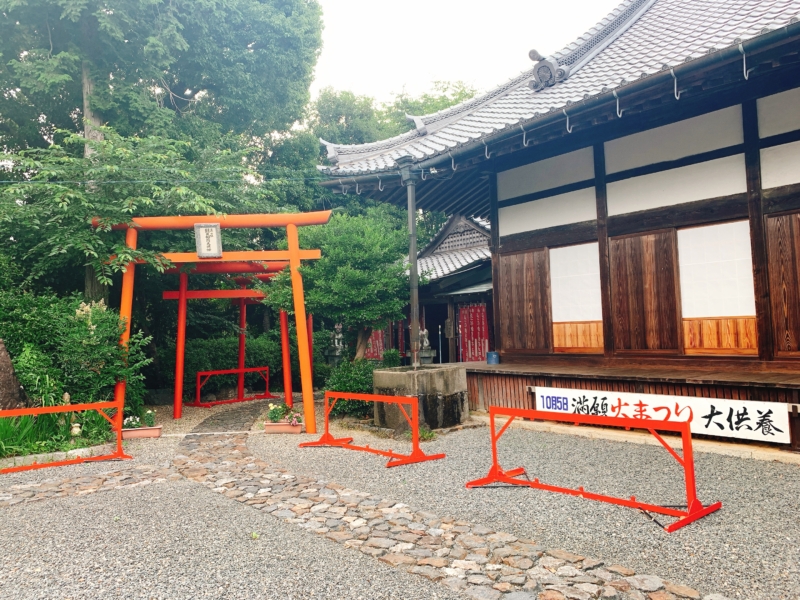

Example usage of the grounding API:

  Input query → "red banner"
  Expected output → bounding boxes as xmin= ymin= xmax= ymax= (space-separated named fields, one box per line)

xmin=364 ymin=328 xmax=385 ymax=360
xmin=459 ymin=304 xmax=489 ymax=362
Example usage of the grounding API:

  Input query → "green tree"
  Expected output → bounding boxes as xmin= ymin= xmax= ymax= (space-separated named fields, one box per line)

xmin=262 ymin=205 xmax=408 ymax=359
xmin=382 ymin=81 xmax=478 ymax=136
xmin=0 ymin=0 xmax=323 ymax=151
xmin=0 ymin=128 xmax=276 ymax=289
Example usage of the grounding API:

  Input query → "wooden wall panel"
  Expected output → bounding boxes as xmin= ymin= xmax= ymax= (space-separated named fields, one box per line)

xmin=553 ymin=321 xmax=604 ymax=353
xmin=498 ymin=249 xmax=552 ymax=351
xmin=766 ymin=212 xmax=800 ymax=354
xmin=683 ymin=317 xmax=758 ymax=354
xmin=609 ymin=231 xmax=682 ymax=351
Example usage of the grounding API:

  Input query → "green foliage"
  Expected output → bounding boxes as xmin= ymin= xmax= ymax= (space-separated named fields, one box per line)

xmin=266 ymin=402 xmax=302 ymax=424
xmin=0 ymin=411 xmax=112 ymax=459
xmin=0 ymin=0 xmax=323 ymax=149
xmin=405 ymin=425 xmax=436 ymax=442
xmin=0 ymin=128 xmax=275 ymax=287
xmin=0 ymin=292 xmax=151 ymax=413
xmin=381 ymin=349 xmax=401 ymax=368
xmin=262 ymin=206 xmax=408 ymax=337
xmin=324 ymin=359 xmax=376 ymax=418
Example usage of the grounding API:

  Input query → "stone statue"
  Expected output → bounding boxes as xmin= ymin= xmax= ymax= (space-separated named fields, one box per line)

xmin=333 ymin=323 xmax=344 ymax=355
xmin=420 ymin=327 xmax=430 ymax=350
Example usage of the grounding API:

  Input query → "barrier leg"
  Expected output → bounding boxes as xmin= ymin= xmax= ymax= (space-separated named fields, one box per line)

xmin=299 ymin=396 xmax=352 ymax=447
xmin=384 ymin=400 xmax=445 ymax=467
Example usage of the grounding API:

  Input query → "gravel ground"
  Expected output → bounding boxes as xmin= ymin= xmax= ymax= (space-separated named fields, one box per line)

xmin=0 ymin=479 xmax=462 ymax=600
xmin=249 ymin=423 xmax=800 ymax=599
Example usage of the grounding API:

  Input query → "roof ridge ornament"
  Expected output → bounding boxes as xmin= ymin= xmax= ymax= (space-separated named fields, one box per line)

xmin=528 ymin=49 xmax=569 ymax=91
xmin=406 ymin=114 xmax=428 ymax=135
xmin=319 ymin=138 xmax=339 ymax=164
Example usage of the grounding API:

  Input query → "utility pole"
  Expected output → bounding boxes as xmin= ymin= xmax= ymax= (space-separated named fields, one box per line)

xmin=397 ymin=155 xmax=420 ymax=368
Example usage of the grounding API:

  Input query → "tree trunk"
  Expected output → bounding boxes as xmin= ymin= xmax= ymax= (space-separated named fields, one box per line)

xmin=84 ymin=265 xmax=108 ymax=302
xmin=354 ymin=327 xmax=372 ymax=360
xmin=82 ymin=61 xmax=103 ymax=157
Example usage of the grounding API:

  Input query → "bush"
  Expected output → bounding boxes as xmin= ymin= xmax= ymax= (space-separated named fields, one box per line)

xmin=381 ymin=349 xmax=401 ymax=368
xmin=0 ymin=291 xmax=153 ymax=457
xmin=324 ymin=359 xmax=376 ymax=418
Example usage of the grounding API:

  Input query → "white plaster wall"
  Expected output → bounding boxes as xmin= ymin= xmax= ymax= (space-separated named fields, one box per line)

xmin=498 ymin=187 xmax=597 ymax=237
xmin=606 ymin=154 xmax=747 ymax=217
xmin=760 ymin=140 xmax=800 ymax=189
xmin=550 ymin=242 xmax=603 ymax=322
xmin=604 ymin=106 xmax=743 ymax=174
xmin=497 ymin=147 xmax=594 ymax=201
xmin=677 ymin=221 xmax=756 ymax=318
xmin=757 ymin=86 xmax=800 ymax=138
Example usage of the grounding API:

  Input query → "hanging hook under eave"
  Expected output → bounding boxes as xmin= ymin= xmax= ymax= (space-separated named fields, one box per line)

xmin=670 ymin=68 xmax=682 ymax=100
xmin=563 ymin=109 xmax=573 ymax=134
xmin=483 ymin=140 xmax=493 ymax=159
xmin=449 ymin=150 xmax=458 ymax=171
xmin=738 ymin=44 xmax=755 ymax=80
xmin=378 ymin=178 xmax=384 ymax=192
xmin=612 ymin=89 xmax=625 ymax=118
xmin=420 ymin=168 xmax=427 ymax=181
xmin=519 ymin=124 xmax=530 ymax=147
xmin=355 ymin=182 xmax=361 ymax=195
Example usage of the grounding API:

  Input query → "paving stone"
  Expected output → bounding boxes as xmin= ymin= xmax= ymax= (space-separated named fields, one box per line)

xmin=463 ymin=586 xmax=502 ymax=600
xmin=548 ymin=550 xmax=585 ymax=563
xmin=539 ymin=591 xmax=568 ymax=600
xmin=648 ymin=592 xmax=676 ymax=600
xmin=663 ymin=583 xmax=700 ymax=599
xmin=380 ymin=553 xmax=417 ymax=567
xmin=625 ymin=575 xmax=664 ymax=592
xmin=607 ymin=565 xmax=636 ymax=577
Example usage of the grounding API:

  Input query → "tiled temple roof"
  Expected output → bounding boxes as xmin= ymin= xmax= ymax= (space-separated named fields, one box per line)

xmin=320 ymin=0 xmax=800 ymax=176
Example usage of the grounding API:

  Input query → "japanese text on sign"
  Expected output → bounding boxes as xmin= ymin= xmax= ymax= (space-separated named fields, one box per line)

xmin=534 ymin=386 xmax=791 ymax=444
xmin=194 ymin=223 xmax=223 ymax=258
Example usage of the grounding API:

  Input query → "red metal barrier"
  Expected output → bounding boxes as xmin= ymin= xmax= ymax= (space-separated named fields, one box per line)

xmin=299 ymin=391 xmax=446 ymax=467
xmin=466 ymin=407 xmax=722 ymax=532
xmin=0 ymin=402 xmax=129 ymax=475
xmin=190 ymin=366 xmax=278 ymax=408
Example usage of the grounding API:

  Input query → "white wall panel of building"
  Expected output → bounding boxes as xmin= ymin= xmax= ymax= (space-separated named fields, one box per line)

xmin=757 ymin=86 xmax=800 ymax=138
xmin=549 ymin=242 xmax=603 ymax=322
xmin=760 ymin=140 xmax=800 ymax=189
xmin=604 ymin=106 xmax=743 ymax=174
xmin=677 ymin=221 xmax=756 ymax=318
xmin=497 ymin=147 xmax=594 ymax=201
xmin=498 ymin=187 xmax=597 ymax=237
xmin=606 ymin=154 xmax=747 ymax=216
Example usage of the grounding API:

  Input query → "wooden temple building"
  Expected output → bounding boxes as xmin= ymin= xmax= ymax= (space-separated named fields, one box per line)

xmin=320 ymin=0 xmax=800 ymax=448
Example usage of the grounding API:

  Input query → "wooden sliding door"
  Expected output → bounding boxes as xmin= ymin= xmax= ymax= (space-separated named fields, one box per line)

xmin=609 ymin=230 xmax=682 ymax=351
xmin=766 ymin=212 xmax=800 ymax=355
xmin=497 ymin=249 xmax=552 ymax=352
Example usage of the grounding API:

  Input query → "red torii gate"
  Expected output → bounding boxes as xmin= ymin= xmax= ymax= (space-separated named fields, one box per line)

xmin=105 ymin=211 xmax=330 ymax=434
xmin=162 ymin=264 xmax=278 ymax=411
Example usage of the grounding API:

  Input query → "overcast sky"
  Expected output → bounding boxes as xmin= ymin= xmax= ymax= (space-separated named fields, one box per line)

xmin=311 ymin=0 xmax=624 ymax=103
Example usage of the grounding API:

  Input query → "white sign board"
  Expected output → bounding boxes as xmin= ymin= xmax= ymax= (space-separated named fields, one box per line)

xmin=535 ymin=386 xmax=791 ymax=444
xmin=194 ymin=223 xmax=223 ymax=258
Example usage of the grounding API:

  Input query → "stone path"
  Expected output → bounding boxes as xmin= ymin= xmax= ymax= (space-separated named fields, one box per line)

xmin=0 ymin=404 xmax=721 ymax=600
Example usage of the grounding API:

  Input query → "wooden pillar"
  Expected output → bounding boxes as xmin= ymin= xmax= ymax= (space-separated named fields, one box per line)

xmin=448 ymin=299 xmax=457 ymax=363
xmin=286 ymin=224 xmax=316 ymax=433
xmin=112 ymin=226 xmax=137 ymax=456
xmin=594 ymin=143 xmax=615 ymax=357
xmin=743 ymin=100 xmax=774 ymax=361
xmin=173 ymin=271 xmax=188 ymax=419
xmin=237 ymin=297 xmax=246 ymax=401
xmin=488 ymin=165 xmax=502 ymax=353
xmin=307 ymin=313 xmax=313 ymax=375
